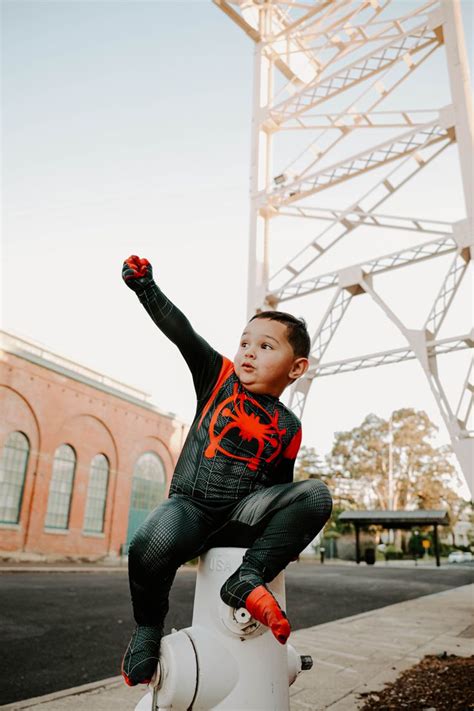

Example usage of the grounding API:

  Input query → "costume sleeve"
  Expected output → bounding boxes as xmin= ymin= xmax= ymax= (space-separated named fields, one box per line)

xmin=135 ymin=281 xmax=222 ymax=400
xmin=272 ymin=427 xmax=302 ymax=485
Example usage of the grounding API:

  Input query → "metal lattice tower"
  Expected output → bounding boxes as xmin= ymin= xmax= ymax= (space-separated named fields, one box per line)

xmin=215 ymin=0 xmax=473 ymax=494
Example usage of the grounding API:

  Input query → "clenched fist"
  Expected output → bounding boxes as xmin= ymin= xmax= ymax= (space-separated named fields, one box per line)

xmin=122 ymin=255 xmax=154 ymax=292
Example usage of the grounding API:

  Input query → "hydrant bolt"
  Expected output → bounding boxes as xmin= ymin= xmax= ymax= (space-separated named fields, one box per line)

xmin=234 ymin=607 xmax=252 ymax=624
xmin=300 ymin=655 xmax=313 ymax=671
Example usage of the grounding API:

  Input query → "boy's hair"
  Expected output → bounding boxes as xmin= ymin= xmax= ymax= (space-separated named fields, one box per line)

xmin=250 ymin=311 xmax=311 ymax=359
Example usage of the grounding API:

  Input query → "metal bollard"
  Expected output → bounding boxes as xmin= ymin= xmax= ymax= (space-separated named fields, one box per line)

xmin=135 ymin=547 xmax=313 ymax=711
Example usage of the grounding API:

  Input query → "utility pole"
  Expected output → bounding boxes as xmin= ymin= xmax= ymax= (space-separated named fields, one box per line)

xmin=388 ymin=414 xmax=394 ymax=544
xmin=388 ymin=415 xmax=394 ymax=511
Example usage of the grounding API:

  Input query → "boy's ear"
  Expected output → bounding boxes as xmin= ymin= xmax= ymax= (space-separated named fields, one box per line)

xmin=289 ymin=357 xmax=309 ymax=381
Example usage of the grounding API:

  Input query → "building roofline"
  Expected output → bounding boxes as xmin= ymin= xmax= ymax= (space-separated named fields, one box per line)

xmin=339 ymin=509 xmax=450 ymax=526
xmin=0 ymin=330 xmax=184 ymax=423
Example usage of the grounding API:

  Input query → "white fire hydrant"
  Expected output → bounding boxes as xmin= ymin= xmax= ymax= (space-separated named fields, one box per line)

xmin=135 ymin=547 xmax=313 ymax=711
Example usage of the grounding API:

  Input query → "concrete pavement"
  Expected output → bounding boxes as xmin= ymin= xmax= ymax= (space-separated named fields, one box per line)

xmin=2 ymin=583 xmax=472 ymax=711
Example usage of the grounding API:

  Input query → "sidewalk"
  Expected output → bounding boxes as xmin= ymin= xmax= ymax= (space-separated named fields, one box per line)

xmin=2 ymin=584 xmax=472 ymax=711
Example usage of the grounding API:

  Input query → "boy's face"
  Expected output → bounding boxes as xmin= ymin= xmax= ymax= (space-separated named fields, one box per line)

xmin=234 ymin=318 xmax=309 ymax=397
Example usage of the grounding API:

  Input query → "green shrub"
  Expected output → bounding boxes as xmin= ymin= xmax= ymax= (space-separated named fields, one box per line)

xmin=384 ymin=545 xmax=403 ymax=560
xmin=437 ymin=542 xmax=453 ymax=557
xmin=408 ymin=533 xmax=425 ymax=557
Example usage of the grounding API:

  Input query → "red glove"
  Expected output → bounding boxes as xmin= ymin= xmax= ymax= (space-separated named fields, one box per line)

xmin=122 ymin=255 xmax=154 ymax=291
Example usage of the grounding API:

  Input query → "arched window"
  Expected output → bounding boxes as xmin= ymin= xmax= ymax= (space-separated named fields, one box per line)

xmin=126 ymin=452 xmax=166 ymax=548
xmin=0 ymin=431 xmax=30 ymax=524
xmin=83 ymin=454 xmax=109 ymax=533
xmin=44 ymin=444 xmax=76 ymax=530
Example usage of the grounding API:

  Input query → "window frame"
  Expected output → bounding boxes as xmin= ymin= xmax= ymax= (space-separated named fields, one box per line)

xmin=83 ymin=453 xmax=109 ymax=534
xmin=44 ymin=444 xmax=76 ymax=531
xmin=0 ymin=431 xmax=30 ymax=524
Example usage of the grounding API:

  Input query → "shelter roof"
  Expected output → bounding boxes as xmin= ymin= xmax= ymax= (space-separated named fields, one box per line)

xmin=338 ymin=510 xmax=449 ymax=528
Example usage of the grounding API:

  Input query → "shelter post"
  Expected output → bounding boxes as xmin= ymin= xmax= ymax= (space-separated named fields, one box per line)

xmin=433 ymin=524 xmax=440 ymax=567
xmin=355 ymin=524 xmax=361 ymax=564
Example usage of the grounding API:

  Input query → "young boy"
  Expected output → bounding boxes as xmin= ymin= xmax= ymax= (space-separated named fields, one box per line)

xmin=121 ymin=254 xmax=332 ymax=687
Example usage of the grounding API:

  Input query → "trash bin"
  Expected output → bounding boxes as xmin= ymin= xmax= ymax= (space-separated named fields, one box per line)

xmin=364 ymin=548 xmax=376 ymax=565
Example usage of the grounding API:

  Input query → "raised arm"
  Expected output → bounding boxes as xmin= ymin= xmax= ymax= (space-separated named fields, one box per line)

xmin=122 ymin=255 xmax=222 ymax=398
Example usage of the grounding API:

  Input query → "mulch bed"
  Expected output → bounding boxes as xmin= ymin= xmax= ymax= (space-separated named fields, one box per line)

xmin=359 ymin=653 xmax=474 ymax=710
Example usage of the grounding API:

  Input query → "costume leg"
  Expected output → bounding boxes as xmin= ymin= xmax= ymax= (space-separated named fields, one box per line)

xmin=128 ymin=495 xmax=215 ymax=625
xmin=220 ymin=479 xmax=332 ymax=609
xmin=123 ymin=495 xmax=214 ymax=685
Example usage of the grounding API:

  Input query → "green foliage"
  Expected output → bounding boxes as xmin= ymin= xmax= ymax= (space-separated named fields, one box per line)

xmin=295 ymin=448 xmax=355 ymax=532
xmin=294 ymin=446 xmax=328 ymax=481
xmin=324 ymin=504 xmax=352 ymax=534
xmin=329 ymin=408 xmax=463 ymax=513
xmin=324 ymin=529 xmax=340 ymax=539
xmin=408 ymin=532 xmax=426 ymax=557
xmin=438 ymin=542 xmax=454 ymax=556
xmin=295 ymin=446 xmax=358 ymax=515
xmin=384 ymin=545 xmax=403 ymax=560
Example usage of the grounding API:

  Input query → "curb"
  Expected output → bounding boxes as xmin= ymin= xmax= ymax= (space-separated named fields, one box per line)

xmin=0 ymin=567 xmax=127 ymax=574
xmin=0 ymin=565 xmax=198 ymax=574
xmin=0 ymin=677 xmax=123 ymax=710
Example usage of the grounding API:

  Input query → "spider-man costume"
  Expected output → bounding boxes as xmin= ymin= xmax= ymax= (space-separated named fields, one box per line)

xmin=121 ymin=256 xmax=332 ymax=685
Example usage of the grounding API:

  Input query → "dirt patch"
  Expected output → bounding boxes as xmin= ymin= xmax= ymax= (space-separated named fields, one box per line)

xmin=359 ymin=653 xmax=474 ymax=710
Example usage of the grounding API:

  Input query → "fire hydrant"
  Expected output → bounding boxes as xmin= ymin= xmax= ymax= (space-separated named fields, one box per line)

xmin=135 ymin=547 xmax=313 ymax=711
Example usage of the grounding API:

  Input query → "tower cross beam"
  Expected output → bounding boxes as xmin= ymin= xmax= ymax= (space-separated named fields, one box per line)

xmin=308 ymin=333 xmax=473 ymax=377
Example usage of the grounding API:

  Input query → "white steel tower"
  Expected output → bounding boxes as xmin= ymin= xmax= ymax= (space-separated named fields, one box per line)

xmin=214 ymin=0 xmax=473 ymax=494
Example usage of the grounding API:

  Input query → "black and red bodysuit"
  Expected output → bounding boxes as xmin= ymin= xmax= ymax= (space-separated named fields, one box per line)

xmin=128 ymin=279 xmax=332 ymax=626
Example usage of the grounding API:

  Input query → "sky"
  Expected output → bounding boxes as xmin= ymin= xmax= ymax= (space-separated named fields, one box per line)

xmin=2 ymin=0 xmax=473 ymax=498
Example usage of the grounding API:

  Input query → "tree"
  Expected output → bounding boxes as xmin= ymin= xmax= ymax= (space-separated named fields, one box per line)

xmin=295 ymin=446 xmax=357 ymax=534
xmin=329 ymin=408 xmax=463 ymax=512
xmin=294 ymin=446 xmax=327 ymax=482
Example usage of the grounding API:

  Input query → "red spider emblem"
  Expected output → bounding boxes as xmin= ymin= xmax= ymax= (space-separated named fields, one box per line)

xmin=204 ymin=384 xmax=286 ymax=471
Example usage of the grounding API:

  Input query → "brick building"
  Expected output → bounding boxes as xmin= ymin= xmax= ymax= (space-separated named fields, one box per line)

xmin=0 ymin=331 xmax=187 ymax=560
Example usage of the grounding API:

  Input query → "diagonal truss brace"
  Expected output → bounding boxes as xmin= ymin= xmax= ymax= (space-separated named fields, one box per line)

xmin=271 ymin=236 xmax=457 ymax=303
xmin=455 ymin=355 xmax=474 ymax=431
xmin=310 ymin=287 xmax=353 ymax=363
xmin=266 ymin=121 xmax=452 ymax=206
xmin=361 ymin=275 xmax=473 ymax=457
xmin=425 ymin=253 xmax=470 ymax=336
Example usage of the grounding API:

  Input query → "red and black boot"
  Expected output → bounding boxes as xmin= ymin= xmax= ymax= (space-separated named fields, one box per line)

xmin=121 ymin=624 xmax=162 ymax=686
xmin=245 ymin=585 xmax=291 ymax=645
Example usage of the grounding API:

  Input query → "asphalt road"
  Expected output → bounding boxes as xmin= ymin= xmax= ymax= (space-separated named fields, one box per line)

xmin=1 ymin=563 xmax=473 ymax=705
